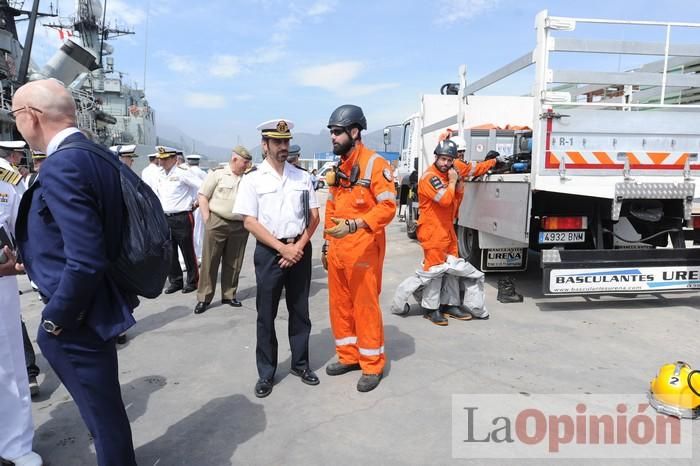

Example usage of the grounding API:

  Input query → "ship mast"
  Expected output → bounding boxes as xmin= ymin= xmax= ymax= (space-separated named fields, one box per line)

xmin=45 ymin=0 xmax=133 ymax=62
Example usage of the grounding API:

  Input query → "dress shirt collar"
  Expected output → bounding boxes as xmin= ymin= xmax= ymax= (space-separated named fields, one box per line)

xmin=46 ymin=127 xmax=82 ymax=156
xmin=260 ymin=158 xmax=293 ymax=181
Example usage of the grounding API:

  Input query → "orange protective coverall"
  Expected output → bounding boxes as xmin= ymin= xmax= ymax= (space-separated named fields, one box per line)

xmin=452 ymin=157 xmax=496 ymax=219
xmin=417 ymin=164 xmax=461 ymax=271
xmin=325 ymin=142 xmax=396 ymax=375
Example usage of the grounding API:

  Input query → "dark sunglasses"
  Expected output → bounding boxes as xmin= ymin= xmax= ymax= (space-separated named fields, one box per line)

xmin=9 ymin=106 xmax=43 ymax=121
xmin=329 ymin=128 xmax=346 ymax=136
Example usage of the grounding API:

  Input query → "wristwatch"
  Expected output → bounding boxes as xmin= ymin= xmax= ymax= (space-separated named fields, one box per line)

xmin=41 ymin=320 xmax=61 ymax=333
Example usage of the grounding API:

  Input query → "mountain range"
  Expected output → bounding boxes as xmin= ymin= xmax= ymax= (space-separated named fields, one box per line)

xmin=156 ymin=124 xmax=404 ymax=166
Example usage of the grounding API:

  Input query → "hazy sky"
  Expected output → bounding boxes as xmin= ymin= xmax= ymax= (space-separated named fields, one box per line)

xmin=18 ymin=0 xmax=700 ymax=149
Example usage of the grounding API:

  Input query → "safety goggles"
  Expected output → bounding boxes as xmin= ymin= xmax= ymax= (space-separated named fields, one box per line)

xmin=329 ymin=128 xmax=345 ymax=136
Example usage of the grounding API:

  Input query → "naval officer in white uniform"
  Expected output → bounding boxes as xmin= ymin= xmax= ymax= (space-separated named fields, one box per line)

xmin=233 ymin=118 xmax=320 ymax=398
xmin=154 ymin=145 xmax=202 ymax=293
xmin=141 ymin=152 xmax=161 ymax=193
xmin=0 ymin=141 xmax=28 ymax=196
xmin=0 ymin=147 xmax=42 ymax=466
xmin=110 ymin=144 xmax=139 ymax=169
xmin=186 ymin=154 xmax=207 ymax=262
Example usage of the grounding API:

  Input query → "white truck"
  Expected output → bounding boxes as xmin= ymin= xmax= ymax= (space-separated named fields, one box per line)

xmin=390 ymin=10 xmax=700 ymax=295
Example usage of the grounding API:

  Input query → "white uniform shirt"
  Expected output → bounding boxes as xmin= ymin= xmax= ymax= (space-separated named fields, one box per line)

xmin=233 ymin=160 xmax=319 ymax=238
xmin=156 ymin=165 xmax=202 ymax=213
xmin=188 ymin=165 xmax=207 ymax=181
xmin=0 ymin=158 xmax=25 ymax=198
xmin=0 ymin=158 xmax=19 ymax=237
xmin=141 ymin=163 xmax=162 ymax=193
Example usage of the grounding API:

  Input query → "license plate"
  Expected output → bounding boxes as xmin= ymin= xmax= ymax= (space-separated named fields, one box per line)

xmin=539 ymin=231 xmax=585 ymax=243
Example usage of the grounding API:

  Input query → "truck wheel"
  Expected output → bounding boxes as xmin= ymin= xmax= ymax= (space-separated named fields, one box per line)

xmin=458 ymin=226 xmax=481 ymax=268
xmin=406 ymin=202 xmax=418 ymax=239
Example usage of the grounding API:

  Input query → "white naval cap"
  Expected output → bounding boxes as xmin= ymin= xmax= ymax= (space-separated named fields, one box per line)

xmin=155 ymin=145 xmax=179 ymax=159
xmin=0 ymin=140 xmax=27 ymax=151
xmin=110 ymin=144 xmax=138 ymax=157
xmin=186 ymin=154 xmax=202 ymax=160
xmin=257 ymin=119 xmax=294 ymax=139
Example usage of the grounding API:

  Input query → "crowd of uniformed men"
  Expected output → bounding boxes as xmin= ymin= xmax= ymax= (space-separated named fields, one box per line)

xmin=1 ymin=78 xmax=497 ymax=466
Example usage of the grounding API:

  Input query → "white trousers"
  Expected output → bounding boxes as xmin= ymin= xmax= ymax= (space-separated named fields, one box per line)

xmin=0 ymin=276 xmax=34 ymax=460
xmin=193 ymin=209 xmax=204 ymax=262
xmin=392 ymin=255 xmax=489 ymax=318
xmin=180 ymin=210 xmax=204 ymax=269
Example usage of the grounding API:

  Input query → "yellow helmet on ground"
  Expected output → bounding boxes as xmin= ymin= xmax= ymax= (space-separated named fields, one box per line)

xmin=648 ymin=361 xmax=700 ymax=419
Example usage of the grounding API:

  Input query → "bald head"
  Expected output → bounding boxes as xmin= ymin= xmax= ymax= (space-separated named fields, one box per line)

xmin=12 ymin=79 xmax=78 ymax=152
xmin=14 ymin=79 xmax=77 ymax=124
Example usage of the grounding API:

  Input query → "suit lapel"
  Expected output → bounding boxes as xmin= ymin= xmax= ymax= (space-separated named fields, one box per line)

xmin=16 ymin=177 xmax=40 ymax=240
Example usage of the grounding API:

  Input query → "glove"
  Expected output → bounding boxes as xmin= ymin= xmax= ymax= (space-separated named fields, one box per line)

xmin=321 ymin=242 xmax=328 ymax=271
xmin=323 ymin=217 xmax=357 ymax=239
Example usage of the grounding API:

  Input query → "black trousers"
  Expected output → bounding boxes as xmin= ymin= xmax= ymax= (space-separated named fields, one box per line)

xmin=22 ymin=320 xmax=40 ymax=378
xmin=254 ymin=241 xmax=312 ymax=380
xmin=166 ymin=211 xmax=199 ymax=288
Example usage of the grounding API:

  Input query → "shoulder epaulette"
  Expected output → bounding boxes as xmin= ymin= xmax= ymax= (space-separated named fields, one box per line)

xmin=0 ymin=167 xmax=21 ymax=186
xmin=293 ymin=165 xmax=308 ymax=171
xmin=178 ymin=165 xmax=189 ymax=171
xmin=244 ymin=166 xmax=257 ymax=175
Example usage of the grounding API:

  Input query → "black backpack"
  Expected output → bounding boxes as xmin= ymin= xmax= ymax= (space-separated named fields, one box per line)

xmin=59 ymin=141 xmax=172 ymax=299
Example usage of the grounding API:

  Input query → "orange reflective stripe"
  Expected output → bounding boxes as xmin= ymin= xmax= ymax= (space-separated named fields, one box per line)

xmin=593 ymin=151 xmax=615 ymax=165
xmin=626 ymin=152 xmax=641 ymax=165
xmin=565 ymin=151 xmax=587 ymax=165
xmin=647 ymin=152 xmax=670 ymax=164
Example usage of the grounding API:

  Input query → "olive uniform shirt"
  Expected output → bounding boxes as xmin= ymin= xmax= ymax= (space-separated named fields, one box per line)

xmin=198 ymin=165 xmax=243 ymax=221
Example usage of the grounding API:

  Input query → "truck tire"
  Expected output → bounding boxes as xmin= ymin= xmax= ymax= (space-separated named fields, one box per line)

xmin=406 ymin=202 xmax=418 ymax=239
xmin=458 ymin=226 xmax=481 ymax=269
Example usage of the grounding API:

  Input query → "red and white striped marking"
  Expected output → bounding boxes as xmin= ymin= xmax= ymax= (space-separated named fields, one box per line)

xmin=545 ymin=150 xmax=697 ymax=169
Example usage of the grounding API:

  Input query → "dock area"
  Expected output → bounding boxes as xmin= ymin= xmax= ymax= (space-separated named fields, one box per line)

xmin=23 ymin=192 xmax=700 ymax=465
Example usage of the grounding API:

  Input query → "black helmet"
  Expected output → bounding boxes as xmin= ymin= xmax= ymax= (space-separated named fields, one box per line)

xmin=327 ymin=104 xmax=367 ymax=130
xmin=434 ymin=140 xmax=458 ymax=158
xmin=485 ymin=150 xmax=500 ymax=160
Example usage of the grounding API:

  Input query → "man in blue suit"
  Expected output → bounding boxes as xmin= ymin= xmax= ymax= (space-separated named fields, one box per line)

xmin=13 ymin=79 xmax=137 ymax=466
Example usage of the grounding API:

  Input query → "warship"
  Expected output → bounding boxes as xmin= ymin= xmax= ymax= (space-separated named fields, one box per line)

xmin=45 ymin=0 xmax=157 ymax=170
xmin=0 ymin=0 xmax=155 ymax=170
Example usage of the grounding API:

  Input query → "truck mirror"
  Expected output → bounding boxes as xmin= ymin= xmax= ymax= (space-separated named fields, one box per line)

xmin=383 ymin=128 xmax=391 ymax=146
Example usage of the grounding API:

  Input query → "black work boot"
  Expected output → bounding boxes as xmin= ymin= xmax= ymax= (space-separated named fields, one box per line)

xmin=423 ymin=309 xmax=448 ymax=326
xmin=497 ymin=277 xmax=523 ymax=303
xmin=441 ymin=305 xmax=473 ymax=321
xmin=357 ymin=373 xmax=382 ymax=392
xmin=326 ymin=361 xmax=361 ymax=376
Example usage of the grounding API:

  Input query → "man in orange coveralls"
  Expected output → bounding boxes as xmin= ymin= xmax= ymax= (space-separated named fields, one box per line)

xmin=416 ymin=140 xmax=475 ymax=325
xmin=450 ymin=135 xmax=497 ymax=219
xmin=322 ymin=104 xmax=396 ymax=393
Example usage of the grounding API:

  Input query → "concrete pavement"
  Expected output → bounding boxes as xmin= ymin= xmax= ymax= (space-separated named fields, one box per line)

xmin=22 ymin=191 xmax=700 ymax=465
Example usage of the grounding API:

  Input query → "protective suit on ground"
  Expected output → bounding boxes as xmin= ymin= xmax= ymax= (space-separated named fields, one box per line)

xmin=391 ymin=255 xmax=488 ymax=318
